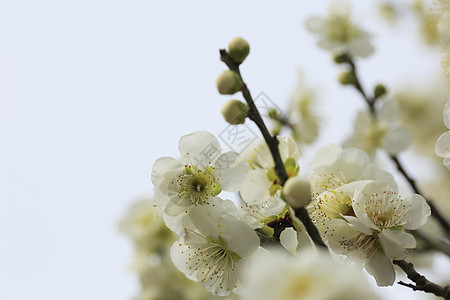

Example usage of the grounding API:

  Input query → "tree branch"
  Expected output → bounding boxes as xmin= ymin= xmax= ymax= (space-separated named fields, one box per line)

xmin=342 ymin=54 xmax=450 ymax=240
xmin=393 ymin=260 xmax=450 ymax=299
xmin=220 ymin=49 xmax=327 ymax=250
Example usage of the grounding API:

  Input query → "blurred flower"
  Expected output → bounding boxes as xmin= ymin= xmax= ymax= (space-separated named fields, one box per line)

xmin=241 ymin=249 xmax=380 ymax=300
xmin=119 ymin=198 xmax=174 ymax=262
xmin=305 ymin=1 xmax=374 ymax=57
xmin=413 ymin=0 xmax=440 ymax=45
xmin=436 ymin=99 xmax=450 ymax=169
xmin=287 ymin=72 xmax=320 ymax=145
xmin=136 ymin=257 xmax=227 ymax=300
xmin=394 ymin=75 xmax=450 ymax=157
xmin=378 ymin=2 xmax=400 ymax=25
xmin=343 ymin=100 xmax=411 ymax=156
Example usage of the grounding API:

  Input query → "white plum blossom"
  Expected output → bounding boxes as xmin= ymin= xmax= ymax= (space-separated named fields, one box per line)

xmin=236 ymin=137 xmax=300 ymax=228
xmin=151 ymin=131 xmax=246 ymax=233
xmin=170 ymin=205 xmax=260 ymax=296
xmin=324 ymin=181 xmax=431 ymax=286
xmin=435 ymin=99 xmax=450 ymax=170
xmin=305 ymin=1 xmax=375 ymax=58
xmin=241 ymin=249 xmax=381 ymax=300
xmin=343 ymin=100 xmax=411 ymax=156
xmin=239 ymin=137 xmax=300 ymax=205
xmin=309 ymin=144 xmax=397 ymax=195
xmin=239 ymin=199 xmax=286 ymax=229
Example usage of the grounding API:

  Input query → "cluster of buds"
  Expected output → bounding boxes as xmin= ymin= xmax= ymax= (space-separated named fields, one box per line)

xmin=217 ymin=37 xmax=251 ymax=125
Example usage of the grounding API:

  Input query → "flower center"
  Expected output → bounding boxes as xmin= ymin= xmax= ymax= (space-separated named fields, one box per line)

xmin=326 ymin=16 xmax=359 ymax=43
xmin=177 ymin=165 xmax=222 ymax=205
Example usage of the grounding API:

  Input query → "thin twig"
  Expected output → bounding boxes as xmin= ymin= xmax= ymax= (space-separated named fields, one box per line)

xmin=393 ymin=260 xmax=450 ymax=299
xmin=343 ymin=54 xmax=450 ymax=240
xmin=220 ymin=49 xmax=328 ymax=250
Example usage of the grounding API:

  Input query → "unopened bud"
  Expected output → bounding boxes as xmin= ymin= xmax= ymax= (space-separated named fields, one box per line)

xmin=228 ymin=37 xmax=250 ymax=63
xmin=374 ymin=84 xmax=387 ymax=98
xmin=268 ymin=109 xmax=278 ymax=120
xmin=282 ymin=177 xmax=311 ymax=208
xmin=333 ymin=53 xmax=350 ymax=64
xmin=221 ymin=100 xmax=248 ymax=124
xmin=338 ymin=71 xmax=356 ymax=85
xmin=217 ymin=70 xmax=242 ymax=95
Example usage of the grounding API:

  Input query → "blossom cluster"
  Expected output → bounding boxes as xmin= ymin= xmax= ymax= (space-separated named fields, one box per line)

xmin=120 ymin=1 xmax=450 ymax=299
xmin=148 ymin=129 xmax=430 ymax=296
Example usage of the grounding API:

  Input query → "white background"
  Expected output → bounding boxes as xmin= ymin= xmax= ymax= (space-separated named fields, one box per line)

xmin=0 ymin=0 xmax=446 ymax=299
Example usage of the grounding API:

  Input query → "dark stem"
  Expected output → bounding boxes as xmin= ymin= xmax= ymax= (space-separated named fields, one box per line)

xmin=345 ymin=55 xmax=376 ymax=116
xmin=220 ymin=49 xmax=327 ymax=250
xmin=294 ymin=207 xmax=327 ymax=248
xmin=344 ymin=54 xmax=450 ymax=240
xmin=390 ymin=155 xmax=450 ymax=239
xmin=393 ymin=260 xmax=450 ymax=299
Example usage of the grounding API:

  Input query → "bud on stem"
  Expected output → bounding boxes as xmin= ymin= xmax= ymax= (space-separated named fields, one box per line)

xmin=217 ymin=70 xmax=243 ymax=95
xmin=221 ymin=100 xmax=248 ymax=124
xmin=282 ymin=177 xmax=312 ymax=208
xmin=228 ymin=37 xmax=250 ymax=63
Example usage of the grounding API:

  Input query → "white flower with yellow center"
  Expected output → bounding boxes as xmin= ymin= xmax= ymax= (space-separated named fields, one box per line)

xmin=310 ymin=144 xmax=396 ymax=195
xmin=170 ymin=205 xmax=259 ymax=296
xmin=435 ymin=99 xmax=450 ymax=170
xmin=151 ymin=131 xmax=246 ymax=233
xmin=239 ymin=137 xmax=300 ymax=206
xmin=241 ymin=249 xmax=381 ymax=300
xmin=343 ymin=100 xmax=411 ymax=156
xmin=325 ymin=181 xmax=431 ymax=286
xmin=305 ymin=1 xmax=374 ymax=58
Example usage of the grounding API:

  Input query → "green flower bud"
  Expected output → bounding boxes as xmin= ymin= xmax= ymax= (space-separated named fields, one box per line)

xmin=374 ymin=84 xmax=387 ymax=98
xmin=282 ymin=177 xmax=311 ymax=208
xmin=333 ymin=53 xmax=350 ymax=64
xmin=221 ymin=99 xmax=248 ymax=125
xmin=338 ymin=71 xmax=356 ymax=85
xmin=268 ymin=109 xmax=278 ymax=120
xmin=216 ymin=70 xmax=242 ymax=95
xmin=228 ymin=37 xmax=250 ymax=63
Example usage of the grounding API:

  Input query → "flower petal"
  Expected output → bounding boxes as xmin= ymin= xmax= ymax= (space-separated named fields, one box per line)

xmin=379 ymin=230 xmax=409 ymax=260
xmin=381 ymin=229 xmax=416 ymax=249
xmin=215 ymin=152 xmax=247 ymax=192
xmin=383 ymin=126 xmax=411 ymax=155
xmin=311 ymin=144 xmax=341 ymax=169
xmin=151 ymin=156 xmax=183 ymax=187
xmin=305 ymin=16 xmax=326 ymax=33
xmin=364 ymin=250 xmax=395 ymax=286
xmin=178 ymin=131 xmax=221 ymax=168
xmin=280 ymin=227 xmax=298 ymax=255
xmin=240 ymin=169 xmax=272 ymax=205
xmin=341 ymin=215 xmax=372 ymax=235
xmin=435 ymin=131 xmax=450 ymax=157
xmin=444 ymin=99 xmax=450 ymax=129
xmin=400 ymin=194 xmax=431 ymax=230
xmin=221 ymin=218 xmax=260 ymax=258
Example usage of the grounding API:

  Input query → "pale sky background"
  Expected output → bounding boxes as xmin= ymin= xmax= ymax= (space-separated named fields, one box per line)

xmin=0 ymin=0 xmax=448 ymax=299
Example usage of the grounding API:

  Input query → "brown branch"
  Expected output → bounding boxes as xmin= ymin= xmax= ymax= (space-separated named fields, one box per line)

xmin=219 ymin=49 xmax=328 ymax=250
xmin=393 ymin=260 xmax=450 ymax=299
xmin=390 ymin=155 xmax=450 ymax=239
xmin=342 ymin=54 xmax=450 ymax=240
